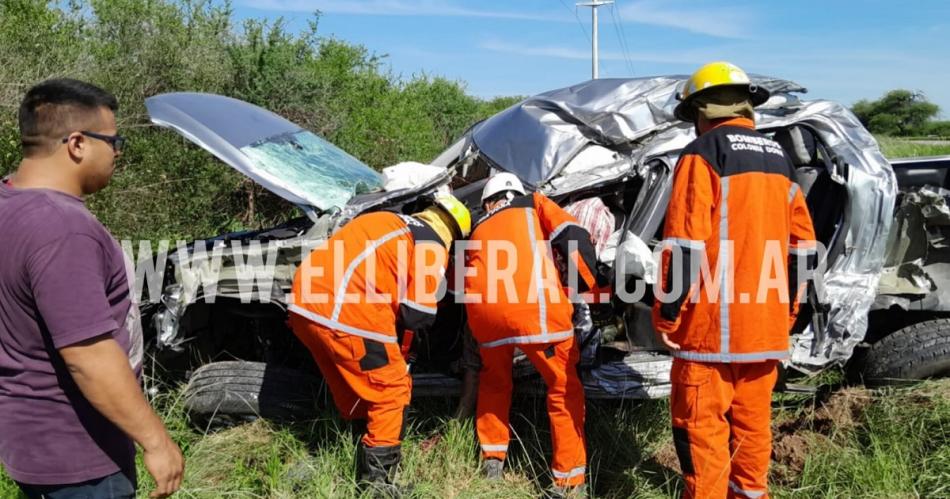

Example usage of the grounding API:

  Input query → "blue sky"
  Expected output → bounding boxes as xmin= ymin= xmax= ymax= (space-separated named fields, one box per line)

xmin=235 ymin=0 xmax=950 ymax=118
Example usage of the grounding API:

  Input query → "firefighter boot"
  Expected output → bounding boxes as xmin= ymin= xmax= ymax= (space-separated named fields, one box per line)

xmin=357 ymin=443 xmax=410 ymax=498
xmin=547 ymin=483 xmax=588 ymax=499
xmin=481 ymin=458 xmax=504 ymax=480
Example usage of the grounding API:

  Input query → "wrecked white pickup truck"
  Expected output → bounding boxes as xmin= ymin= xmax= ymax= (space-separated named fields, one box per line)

xmin=138 ymin=76 xmax=950 ymax=425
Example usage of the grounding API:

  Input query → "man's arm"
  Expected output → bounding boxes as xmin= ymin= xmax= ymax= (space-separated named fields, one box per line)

xmin=532 ymin=193 xmax=600 ymax=293
xmin=29 ymin=234 xmax=184 ymax=497
xmin=59 ymin=336 xmax=183 ymax=497
xmin=651 ymin=151 xmax=717 ymax=348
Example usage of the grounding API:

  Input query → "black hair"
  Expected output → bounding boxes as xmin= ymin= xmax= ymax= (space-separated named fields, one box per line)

xmin=483 ymin=190 xmax=516 ymax=206
xmin=18 ymin=78 xmax=118 ymax=157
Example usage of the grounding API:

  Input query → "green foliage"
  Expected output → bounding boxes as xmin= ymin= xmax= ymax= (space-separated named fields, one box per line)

xmin=0 ymin=0 xmax=85 ymax=105
xmin=403 ymin=76 xmax=480 ymax=146
xmin=920 ymin=120 xmax=950 ymax=138
xmin=876 ymin=136 xmax=950 ymax=159
xmin=852 ymin=89 xmax=941 ymax=136
xmin=0 ymin=0 xmax=520 ymax=241
xmin=785 ymin=383 xmax=950 ymax=498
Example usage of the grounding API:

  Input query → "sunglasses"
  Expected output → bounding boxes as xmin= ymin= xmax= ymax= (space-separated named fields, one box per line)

xmin=62 ymin=131 xmax=126 ymax=153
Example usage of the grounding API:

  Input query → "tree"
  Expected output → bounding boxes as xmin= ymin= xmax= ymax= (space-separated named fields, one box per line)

xmin=852 ymin=90 xmax=940 ymax=136
xmin=0 ymin=0 xmax=518 ymax=241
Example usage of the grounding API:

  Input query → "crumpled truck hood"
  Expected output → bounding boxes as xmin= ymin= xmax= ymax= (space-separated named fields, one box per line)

xmin=145 ymin=92 xmax=384 ymax=213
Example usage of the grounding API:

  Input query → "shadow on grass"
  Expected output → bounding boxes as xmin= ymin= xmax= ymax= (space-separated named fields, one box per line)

xmin=414 ymin=393 xmax=683 ymax=498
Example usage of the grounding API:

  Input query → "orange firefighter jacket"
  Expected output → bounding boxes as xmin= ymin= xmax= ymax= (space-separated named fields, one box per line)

xmin=464 ymin=192 xmax=599 ymax=348
xmin=652 ymin=117 xmax=817 ymax=362
xmin=290 ymin=211 xmax=448 ymax=344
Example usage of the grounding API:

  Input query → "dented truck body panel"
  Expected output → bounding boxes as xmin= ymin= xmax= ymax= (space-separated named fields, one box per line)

xmin=147 ymin=76 xmax=906 ymax=401
xmin=874 ymin=156 xmax=950 ymax=313
xmin=440 ymin=76 xmax=897 ymax=378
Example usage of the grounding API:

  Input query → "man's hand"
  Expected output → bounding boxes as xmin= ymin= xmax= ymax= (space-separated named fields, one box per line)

xmin=60 ymin=335 xmax=184 ymax=497
xmin=658 ymin=332 xmax=681 ymax=351
xmin=142 ymin=433 xmax=184 ymax=498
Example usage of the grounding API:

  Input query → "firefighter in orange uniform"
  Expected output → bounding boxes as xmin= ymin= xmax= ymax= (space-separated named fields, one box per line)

xmin=464 ymin=172 xmax=599 ymax=497
xmin=289 ymin=194 xmax=470 ymax=496
xmin=653 ymin=62 xmax=818 ymax=498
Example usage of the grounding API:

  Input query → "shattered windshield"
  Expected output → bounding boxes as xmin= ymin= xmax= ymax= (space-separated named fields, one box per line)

xmin=240 ymin=130 xmax=383 ymax=211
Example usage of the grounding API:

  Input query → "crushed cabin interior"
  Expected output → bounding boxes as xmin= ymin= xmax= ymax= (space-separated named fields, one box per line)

xmin=148 ymin=122 xmax=852 ymax=386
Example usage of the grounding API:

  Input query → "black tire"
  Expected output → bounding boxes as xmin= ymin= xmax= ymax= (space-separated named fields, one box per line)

xmin=863 ymin=318 xmax=950 ymax=386
xmin=184 ymin=361 xmax=323 ymax=428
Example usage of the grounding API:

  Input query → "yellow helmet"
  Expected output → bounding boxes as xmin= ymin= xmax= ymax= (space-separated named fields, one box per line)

xmin=674 ymin=61 xmax=770 ymax=122
xmin=432 ymin=193 xmax=471 ymax=238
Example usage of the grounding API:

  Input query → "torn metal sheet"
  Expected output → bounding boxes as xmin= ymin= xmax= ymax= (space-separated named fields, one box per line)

xmin=471 ymin=76 xmax=804 ymax=189
xmin=878 ymin=261 xmax=936 ymax=296
xmin=545 ymin=159 xmax=631 ymax=195
xmin=752 ymin=101 xmax=897 ymax=371
xmin=876 ymin=182 xmax=950 ymax=311
xmin=909 ymin=186 xmax=950 ymax=224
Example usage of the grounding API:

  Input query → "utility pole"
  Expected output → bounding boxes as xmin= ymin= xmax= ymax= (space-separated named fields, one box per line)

xmin=577 ymin=0 xmax=614 ymax=79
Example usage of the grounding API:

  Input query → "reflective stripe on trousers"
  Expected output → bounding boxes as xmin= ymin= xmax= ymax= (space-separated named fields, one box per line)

xmin=288 ymin=305 xmax=397 ymax=344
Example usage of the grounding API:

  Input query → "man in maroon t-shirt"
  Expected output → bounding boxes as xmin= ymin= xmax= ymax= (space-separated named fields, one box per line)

xmin=0 ymin=79 xmax=183 ymax=498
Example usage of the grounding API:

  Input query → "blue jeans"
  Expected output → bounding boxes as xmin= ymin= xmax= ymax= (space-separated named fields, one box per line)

xmin=17 ymin=470 xmax=135 ymax=499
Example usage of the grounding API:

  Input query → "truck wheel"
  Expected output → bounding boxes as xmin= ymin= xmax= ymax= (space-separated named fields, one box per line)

xmin=183 ymin=361 xmax=323 ymax=428
xmin=863 ymin=318 xmax=950 ymax=386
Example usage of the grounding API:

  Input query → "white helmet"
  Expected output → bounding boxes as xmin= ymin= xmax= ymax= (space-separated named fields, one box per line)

xmin=481 ymin=172 xmax=526 ymax=202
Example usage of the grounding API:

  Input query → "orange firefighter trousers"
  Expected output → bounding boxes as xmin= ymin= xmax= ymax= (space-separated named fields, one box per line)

xmin=477 ymin=336 xmax=587 ymax=487
xmin=291 ymin=317 xmax=411 ymax=448
xmin=670 ymin=358 xmax=778 ymax=499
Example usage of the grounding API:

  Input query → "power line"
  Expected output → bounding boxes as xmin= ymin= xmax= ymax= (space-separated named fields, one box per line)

xmin=609 ymin=2 xmax=635 ymax=75
xmin=612 ymin=1 xmax=635 ymax=75
xmin=559 ymin=0 xmax=591 ymax=44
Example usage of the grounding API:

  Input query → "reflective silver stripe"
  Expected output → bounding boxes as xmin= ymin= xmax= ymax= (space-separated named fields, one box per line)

xmin=550 ymin=221 xmax=581 ymax=242
xmin=672 ymin=349 xmax=789 ymax=362
xmin=729 ymin=481 xmax=767 ymax=498
xmin=480 ymin=444 xmax=509 ymax=452
xmin=480 ymin=330 xmax=574 ymax=349
xmin=719 ymin=177 xmax=731 ymax=355
xmin=331 ymin=228 xmax=409 ymax=321
xmin=552 ymin=466 xmax=586 ymax=479
xmin=288 ymin=305 xmax=398 ymax=344
xmin=662 ymin=238 xmax=706 ymax=250
xmin=524 ymin=208 xmax=549 ymax=338
xmin=401 ymin=299 xmax=437 ymax=315
xmin=788 ymin=183 xmax=799 ymax=203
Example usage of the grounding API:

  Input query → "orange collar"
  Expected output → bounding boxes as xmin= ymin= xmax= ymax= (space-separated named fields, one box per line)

xmin=710 ymin=117 xmax=755 ymax=131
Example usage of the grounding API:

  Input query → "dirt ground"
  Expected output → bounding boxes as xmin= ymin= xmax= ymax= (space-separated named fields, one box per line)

xmin=650 ymin=386 xmax=875 ymax=485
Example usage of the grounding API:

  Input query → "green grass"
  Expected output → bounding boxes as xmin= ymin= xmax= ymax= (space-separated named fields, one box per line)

xmin=784 ymin=382 xmax=950 ymax=498
xmin=0 ymin=474 xmax=18 ymax=499
xmin=2 ymin=378 xmax=948 ymax=498
xmin=876 ymin=136 xmax=950 ymax=158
